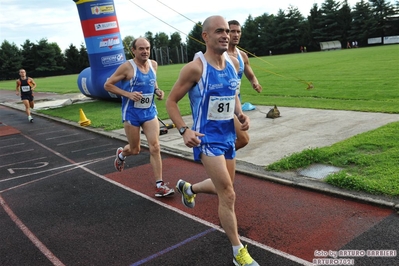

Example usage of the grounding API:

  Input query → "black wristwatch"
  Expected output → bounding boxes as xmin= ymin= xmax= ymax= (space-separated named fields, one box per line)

xmin=179 ymin=126 xmax=189 ymax=135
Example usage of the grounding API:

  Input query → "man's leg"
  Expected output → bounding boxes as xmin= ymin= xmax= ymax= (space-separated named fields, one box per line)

xmin=142 ymin=118 xmax=162 ymax=181
xmin=142 ymin=118 xmax=174 ymax=197
xmin=123 ymin=121 xmax=141 ymax=156
xmin=22 ymin=99 xmax=31 ymax=116
xmin=201 ymin=155 xmax=240 ymax=246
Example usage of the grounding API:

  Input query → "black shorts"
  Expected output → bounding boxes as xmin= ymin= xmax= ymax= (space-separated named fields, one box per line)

xmin=21 ymin=94 xmax=34 ymax=102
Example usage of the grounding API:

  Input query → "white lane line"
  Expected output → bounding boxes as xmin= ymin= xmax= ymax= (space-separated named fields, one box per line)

xmin=9 ymin=133 xmax=313 ymax=266
xmin=56 ymin=138 xmax=96 ymax=146
xmin=46 ymin=133 xmax=80 ymax=140
xmin=0 ymin=195 xmax=65 ymax=266
xmin=35 ymin=129 xmax=66 ymax=135
xmin=0 ymin=142 xmax=25 ymax=149
xmin=71 ymin=143 xmax=112 ymax=153
xmin=0 ymin=149 xmax=34 ymax=157
xmin=0 ymin=157 xmax=113 ymax=184
xmin=0 ymin=157 xmax=47 ymax=169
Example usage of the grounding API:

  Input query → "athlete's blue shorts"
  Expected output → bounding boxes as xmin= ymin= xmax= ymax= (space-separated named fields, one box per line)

xmin=122 ymin=107 xmax=157 ymax=127
xmin=193 ymin=141 xmax=236 ymax=161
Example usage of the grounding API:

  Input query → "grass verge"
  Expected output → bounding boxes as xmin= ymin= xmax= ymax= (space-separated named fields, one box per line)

xmin=266 ymin=121 xmax=399 ymax=196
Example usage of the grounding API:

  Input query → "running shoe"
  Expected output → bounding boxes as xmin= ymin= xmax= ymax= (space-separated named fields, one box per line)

xmin=155 ymin=182 xmax=175 ymax=197
xmin=233 ymin=245 xmax=259 ymax=266
xmin=176 ymin=179 xmax=196 ymax=208
xmin=114 ymin=147 xmax=125 ymax=172
xmin=28 ymin=115 xmax=33 ymax=123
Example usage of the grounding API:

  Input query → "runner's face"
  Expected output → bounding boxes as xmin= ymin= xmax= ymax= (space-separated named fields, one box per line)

xmin=19 ymin=70 xmax=26 ymax=78
xmin=229 ymin=24 xmax=241 ymax=45
xmin=206 ymin=18 xmax=230 ymax=53
xmin=133 ymin=39 xmax=150 ymax=61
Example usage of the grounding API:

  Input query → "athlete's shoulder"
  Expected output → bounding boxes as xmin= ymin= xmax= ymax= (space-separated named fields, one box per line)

xmin=239 ymin=50 xmax=249 ymax=59
xmin=149 ymin=59 xmax=158 ymax=68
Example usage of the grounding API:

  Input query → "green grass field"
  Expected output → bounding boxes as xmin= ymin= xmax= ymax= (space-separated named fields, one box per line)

xmin=1 ymin=45 xmax=399 ymax=196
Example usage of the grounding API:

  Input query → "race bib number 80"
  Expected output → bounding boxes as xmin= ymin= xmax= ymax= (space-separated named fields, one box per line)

xmin=207 ymin=95 xmax=235 ymax=120
xmin=134 ymin=93 xmax=153 ymax=108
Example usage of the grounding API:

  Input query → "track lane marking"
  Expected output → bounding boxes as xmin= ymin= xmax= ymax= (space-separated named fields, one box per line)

xmin=5 ymin=133 xmax=313 ymax=266
xmin=0 ymin=195 xmax=65 ymax=266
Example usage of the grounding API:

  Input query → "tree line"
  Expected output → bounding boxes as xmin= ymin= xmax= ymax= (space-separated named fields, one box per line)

xmin=1 ymin=0 xmax=398 ymax=80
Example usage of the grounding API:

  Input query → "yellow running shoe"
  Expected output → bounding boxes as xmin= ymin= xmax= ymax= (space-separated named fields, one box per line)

xmin=176 ymin=179 xmax=196 ymax=208
xmin=233 ymin=245 xmax=259 ymax=266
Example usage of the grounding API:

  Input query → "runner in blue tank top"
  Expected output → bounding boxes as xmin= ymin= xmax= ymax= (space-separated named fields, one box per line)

xmin=120 ymin=58 xmax=158 ymax=125
xmin=105 ymin=37 xmax=174 ymax=198
xmin=166 ymin=15 xmax=259 ymax=266
xmin=188 ymin=51 xmax=238 ymax=157
xmin=227 ymin=19 xmax=263 ymax=151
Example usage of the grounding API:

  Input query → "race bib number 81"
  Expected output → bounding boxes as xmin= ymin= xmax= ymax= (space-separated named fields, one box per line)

xmin=207 ymin=95 xmax=235 ymax=120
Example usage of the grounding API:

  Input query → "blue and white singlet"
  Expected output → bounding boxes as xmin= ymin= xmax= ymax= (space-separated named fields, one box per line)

xmin=120 ymin=59 xmax=158 ymax=126
xmin=189 ymin=52 xmax=239 ymax=146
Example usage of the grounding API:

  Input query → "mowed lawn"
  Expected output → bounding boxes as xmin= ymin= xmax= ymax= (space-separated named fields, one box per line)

xmin=1 ymin=44 xmax=398 ymax=196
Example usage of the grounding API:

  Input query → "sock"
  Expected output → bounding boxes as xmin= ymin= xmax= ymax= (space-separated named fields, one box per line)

xmin=156 ymin=181 xmax=163 ymax=188
xmin=118 ymin=153 xmax=125 ymax=161
xmin=186 ymin=185 xmax=195 ymax=196
xmin=233 ymin=244 xmax=244 ymax=256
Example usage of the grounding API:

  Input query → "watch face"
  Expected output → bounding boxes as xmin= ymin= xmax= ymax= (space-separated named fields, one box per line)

xmin=179 ymin=127 xmax=187 ymax=135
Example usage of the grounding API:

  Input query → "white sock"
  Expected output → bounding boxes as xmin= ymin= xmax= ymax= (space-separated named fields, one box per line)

xmin=118 ymin=153 xmax=125 ymax=160
xmin=156 ymin=181 xmax=163 ymax=188
xmin=233 ymin=244 xmax=244 ymax=256
xmin=186 ymin=186 xmax=194 ymax=196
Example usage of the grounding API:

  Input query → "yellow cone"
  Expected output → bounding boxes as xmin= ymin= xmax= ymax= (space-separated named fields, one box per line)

xmin=79 ymin=108 xmax=91 ymax=126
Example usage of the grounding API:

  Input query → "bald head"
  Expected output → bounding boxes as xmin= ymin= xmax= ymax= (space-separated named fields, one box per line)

xmin=202 ymin=15 xmax=226 ymax=33
xmin=131 ymin=37 xmax=150 ymax=49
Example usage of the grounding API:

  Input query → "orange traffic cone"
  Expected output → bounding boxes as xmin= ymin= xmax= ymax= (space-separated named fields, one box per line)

xmin=79 ymin=108 xmax=91 ymax=126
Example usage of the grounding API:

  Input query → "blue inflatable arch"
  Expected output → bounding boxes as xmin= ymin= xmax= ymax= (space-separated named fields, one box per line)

xmin=73 ymin=0 xmax=125 ymax=100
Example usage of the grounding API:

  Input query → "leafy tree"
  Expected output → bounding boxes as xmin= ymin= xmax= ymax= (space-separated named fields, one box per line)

xmin=186 ymin=22 xmax=204 ymax=61
xmin=285 ymin=6 xmax=306 ymax=53
xmin=272 ymin=9 xmax=289 ymax=53
xmin=385 ymin=0 xmax=399 ymax=35
xmin=320 ymin=0 xmax=342 ymax=42
xmin=144 ymin=31 xmax=155 ymax=60
xmin=338 ymin=0 xmax=352 ymax=47
xmin=350 ymin=0 xmax=375 ymax=45
xmin=307 ymin=3 xmax=324 ymax=50
xmin=153 ymin=32 xmax=170 ymax=65
xmin=0 ymin=40 xmax=23 ymax=80
xmin=123 ymin=35 xmax=134 ymax=60
xmin=50 ymin=42 xmax=65 ymax=73
xmin=34 ymin=39 xmax=64 ymax=76
xmin=78 ymin=44 xmax=89 ymax=70
xmin=20 ymin=39 xmax=37 ymax=72
xmin=369 ymin=0 xmax=396 ymax=37
xmin=169 ymin=32 xmax=183 ymax=63
xmin=64 ymin=44 xmax=81 ymax=74
xmin=154 ymin=32 xmax=169 ymax=48
xmin=241 ymin=15 xmax=262 ymax=56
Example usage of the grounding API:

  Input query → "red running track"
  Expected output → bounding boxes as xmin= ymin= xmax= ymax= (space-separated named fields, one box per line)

xmin=106 ymin=157 xmax=393 ymax=262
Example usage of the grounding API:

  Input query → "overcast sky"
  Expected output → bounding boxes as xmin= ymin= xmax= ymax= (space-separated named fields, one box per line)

xmin=0 ymin=0 xmax=394 ymax=51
